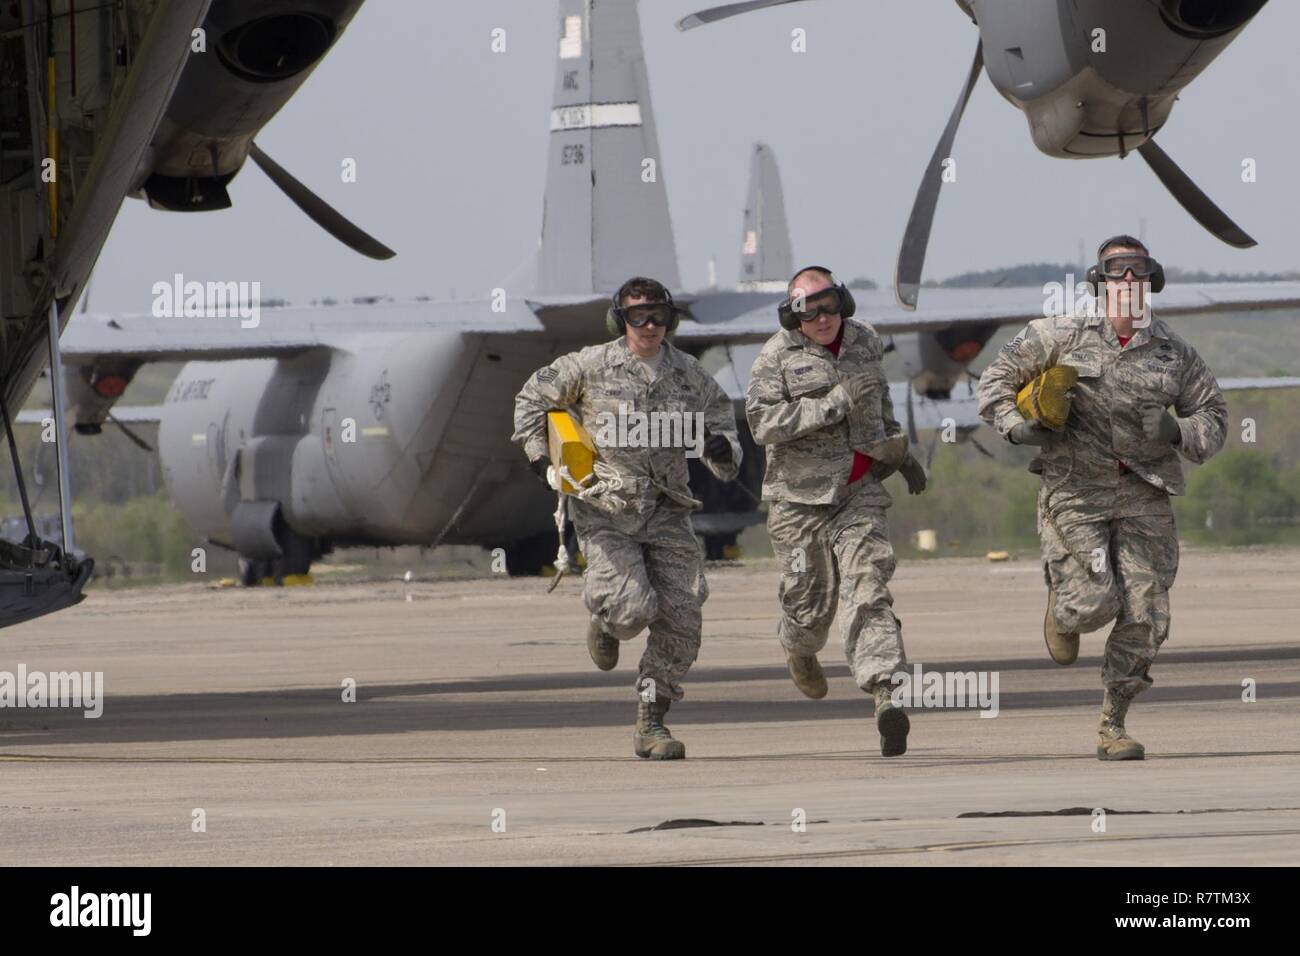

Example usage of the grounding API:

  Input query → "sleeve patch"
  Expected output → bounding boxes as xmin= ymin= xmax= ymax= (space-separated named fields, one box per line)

xmin=537 ymin=367 xmax=558 ymax=384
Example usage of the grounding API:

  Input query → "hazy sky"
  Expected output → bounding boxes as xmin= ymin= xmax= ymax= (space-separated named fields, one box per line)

xmin=90 ymin=0 xmax=1300 ymax=312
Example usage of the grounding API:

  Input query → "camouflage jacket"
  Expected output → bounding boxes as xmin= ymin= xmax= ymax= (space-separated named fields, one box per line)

xmin=976 ymin=311 xmax=1227 ymax=497
xmin=746 ymin=319 xmax=902 ymax=505
xmin=513 ymin=338 xmax=741 ymax=512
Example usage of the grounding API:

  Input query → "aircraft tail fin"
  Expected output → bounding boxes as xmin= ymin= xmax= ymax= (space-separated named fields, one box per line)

xmin=737 ymin=142 xmax=793 ymax=292
xmin=536 ymin=0 xmax=680 ymax=296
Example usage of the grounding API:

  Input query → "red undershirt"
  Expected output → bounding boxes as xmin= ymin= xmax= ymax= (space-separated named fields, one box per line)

xmin=824 ymin=328 xmax=874 ymax=485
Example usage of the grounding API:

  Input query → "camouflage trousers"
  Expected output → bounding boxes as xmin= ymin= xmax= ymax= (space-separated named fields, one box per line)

xmin=1040 ymin=482 xmax=1180 ymax=697
xmin=571 ymin=497 xmax=708 ymax=702
xmin=766 ymin=486 xmax=906 ymax=691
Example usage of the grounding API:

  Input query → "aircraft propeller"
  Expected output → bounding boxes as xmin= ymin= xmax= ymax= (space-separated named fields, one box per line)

xmin=895 ymin=42 xmax=984 ymax=311
xmin=676 ymin=0 xmax=810 ymax=31
xmin=679 ymin=0 xmax=1258 ymax=309
xmin=248 ymin=143 xmax=396 ymax=261
xmin=1135 ymin=139 xmax=1256 ymax=249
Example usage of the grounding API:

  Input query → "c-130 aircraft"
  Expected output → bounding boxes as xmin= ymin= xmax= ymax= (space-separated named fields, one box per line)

xmin=46 ymin=0 xmax=1300 ymax=586
xmin=678 ymin=0 xmax=1273 ymax=309
xmin=0 ymin=0 xmax=392 ymax=627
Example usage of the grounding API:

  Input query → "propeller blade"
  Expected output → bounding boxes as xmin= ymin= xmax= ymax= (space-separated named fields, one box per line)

xmin=895 ymin=41 xmax=984 ymax=311
xmin=109 ymin=413 xmax=154 ymax=453
xmin=248 ymin=142 xmax=396 ymax=260
xmin=1136 ymin=139 xmax=1256 ymax=249
xmin=905 ymin=381 xmax=918 ymax=445
xmin=677 ymin=0 xmax=813 ymax=31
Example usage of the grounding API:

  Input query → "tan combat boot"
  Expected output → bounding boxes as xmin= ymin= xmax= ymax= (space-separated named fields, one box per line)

xmin=871 ymin=683 xmax=910 ymax=757
xmin=787 ymin=652 xmax=828 ymax=699
xmin=634 ymin=698 xmax=685 ymax=760
xmin=586 ymin=616 xmax=619 ymax=671
xmin=1044 ymin=589 xmax=1080 ymax=666
xmin=1097 ymin=689 xmax=1145 ymax=761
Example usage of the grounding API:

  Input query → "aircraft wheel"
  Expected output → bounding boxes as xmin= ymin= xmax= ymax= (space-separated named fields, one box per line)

xmin=237 ymin=557 xmax=268 ymax=587
xmin=703 ymin=534 xmax=737 ymax=561
xmin=502 ymin=534 xmax=555 ymax=577
xmin=273 ymin=529 xmax=315 ymax=582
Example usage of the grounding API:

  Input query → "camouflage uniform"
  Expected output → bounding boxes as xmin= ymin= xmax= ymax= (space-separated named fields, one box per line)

xmin=513 ymin=337 xmax=740 ymax=701
xmin=977 ymin=311 xmax=1227 ymax=696
xmin=746 ymin=319 xmax=907 ymax=691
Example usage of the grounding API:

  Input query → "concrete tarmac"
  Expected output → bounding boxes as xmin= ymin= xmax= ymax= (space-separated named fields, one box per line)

xmin=2 ymin=547 xmax=1298 ymax=866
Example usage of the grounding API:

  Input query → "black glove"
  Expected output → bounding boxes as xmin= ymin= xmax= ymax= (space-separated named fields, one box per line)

xmin=898 ymin=454 xmax=927 ymax=495
xmin=1008 ymin=420 xmax=1049 ymax=446
xmin=529 ymin=455 xmax=553 ymax=486
xmin=1141 ymin=406 xmax=1181 ymax=446
xmin=868 ymin=459 xmax=897 ymax=482
xmin=704 ymin=433 xmax=733 ymax=464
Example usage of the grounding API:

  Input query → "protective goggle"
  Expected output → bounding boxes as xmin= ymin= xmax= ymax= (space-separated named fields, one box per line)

xmin=1098 ymin=254 xmax=1160 ymax=281
xmin=621 ymin=302 xmax=678 ymax=328
xmin=781 ymin=287 xmax=846 ymax=323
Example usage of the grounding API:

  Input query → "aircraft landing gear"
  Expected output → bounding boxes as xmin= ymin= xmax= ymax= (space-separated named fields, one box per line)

xmin=236 ymin=528 xmax=317 ymax=586
xmin=237 ymin=556 xmax=270 ymax=587
xmin=0 ymin=305 xmax=94 ymax=629
xmin=704 ymin=533 xmax=738 ymax=561
xmin=501 ymin=526 xmax=579 ymax=577
xmin=502 ymin=533 xmax=553 ymax=577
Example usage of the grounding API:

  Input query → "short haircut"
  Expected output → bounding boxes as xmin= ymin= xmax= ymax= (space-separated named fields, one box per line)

xmin=1098 ymin=235 xmax=1149 ymax=259
xmin=618 ymin=276 xmax=670 ymax=306
xmin=787 ymin=266 xmax=834 ymax=297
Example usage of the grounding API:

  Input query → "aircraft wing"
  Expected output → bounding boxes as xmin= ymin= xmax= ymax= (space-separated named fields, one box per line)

xmin=893 ymin=377 xmax=1300 ymax=434
xmin=16 ymin=405 xmax=161 ymax=427
xmin=1217 ymin=377 xmax=1300 ymax=391
xmin=59 ymin=300 xmax=547 ymax=363
xmin=676 ymin=282 xmax=1300 ymax=345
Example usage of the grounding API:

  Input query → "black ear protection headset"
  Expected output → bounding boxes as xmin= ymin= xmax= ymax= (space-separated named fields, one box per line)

xmin=778 ymin=266 xmax=857 ymax=331
xmin=606 ymin=277 xmax=682 ymax=337
xmin=1085 ymin=235 xmax=1165 ymax=296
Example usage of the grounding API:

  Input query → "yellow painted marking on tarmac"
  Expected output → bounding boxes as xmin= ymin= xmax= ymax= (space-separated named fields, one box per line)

xmin=281 ymin=574 xmax=314 ymax=587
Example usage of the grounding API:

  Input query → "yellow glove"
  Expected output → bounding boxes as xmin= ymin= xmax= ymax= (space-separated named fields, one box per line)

xmin=1016 ymin=365 xmax=1079 ymax=431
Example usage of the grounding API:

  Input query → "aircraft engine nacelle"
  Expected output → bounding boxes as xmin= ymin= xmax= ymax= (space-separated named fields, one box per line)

xmin=62 ymin=361 xmax=143 ymax=435
xmin=973 ymin=0 xmax=1266 ymax=159
xmin=1157 ymin=0 xmax=1269 ymax=37
xmin=892 ymin=325 xmax=998 ymax=399
xmin=139 ymin=0 xmax=366 ymax=210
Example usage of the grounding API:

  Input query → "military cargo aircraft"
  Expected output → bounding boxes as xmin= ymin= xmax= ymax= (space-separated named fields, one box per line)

xmin=0 ymin=0 xmax=389 ymax=627
xmin=32 ymin=0 xmax=1300 ymax=589
xmin=678 ymin=0 xmax=1273 ymax=308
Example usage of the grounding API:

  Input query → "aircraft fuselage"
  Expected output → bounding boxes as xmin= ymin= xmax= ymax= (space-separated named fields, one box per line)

xmin=157 ymin=332 xmax=562 ymax=558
